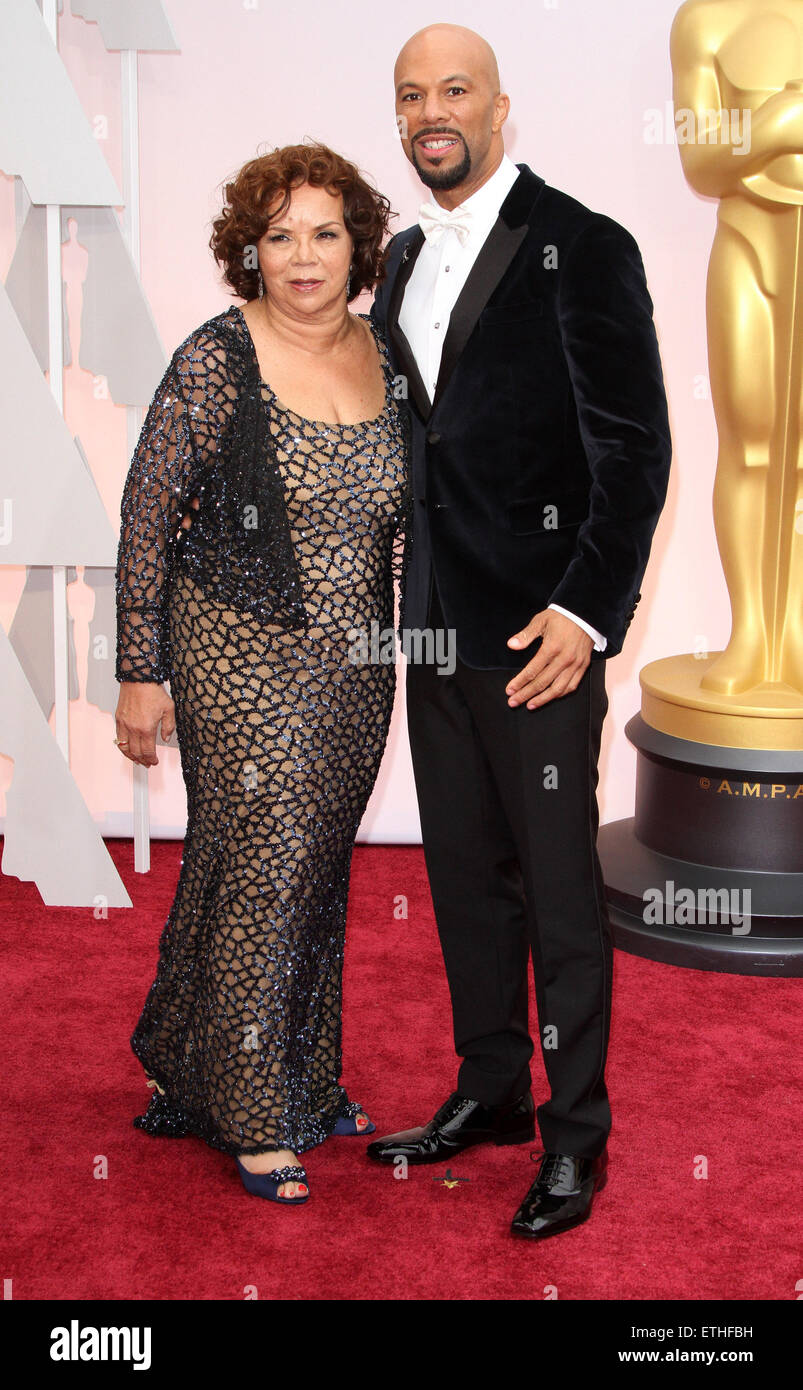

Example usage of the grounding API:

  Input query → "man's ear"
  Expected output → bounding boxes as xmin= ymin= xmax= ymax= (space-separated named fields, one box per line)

xmin=492 ymin=93 xmax=511 ymax=134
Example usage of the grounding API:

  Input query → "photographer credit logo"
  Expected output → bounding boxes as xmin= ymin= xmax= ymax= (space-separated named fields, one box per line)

xmin=642 ymin=880 xmax=752 ymax=936
xmin=643 ymin=102 xmax=752 ymax=154
xmin=348 ymin=621 xmax=456 ymax=676
xmin=50 ymin=1321 xmax=151 ymax=1370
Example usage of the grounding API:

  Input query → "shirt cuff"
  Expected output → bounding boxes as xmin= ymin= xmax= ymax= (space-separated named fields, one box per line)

xmin=548 ymin=604 xmax=607 ymax=652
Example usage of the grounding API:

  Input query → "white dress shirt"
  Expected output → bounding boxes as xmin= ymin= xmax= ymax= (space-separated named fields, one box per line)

xmin=399 ymin=153 xmax=606 ymax=653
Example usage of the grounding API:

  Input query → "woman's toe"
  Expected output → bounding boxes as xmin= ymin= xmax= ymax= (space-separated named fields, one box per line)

xmin=279 ymin=1180 xmax=307 ymax=1198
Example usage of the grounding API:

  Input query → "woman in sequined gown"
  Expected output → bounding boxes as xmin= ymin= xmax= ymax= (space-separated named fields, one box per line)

xmin=114 ymin=145 xmax=408 ymax=1203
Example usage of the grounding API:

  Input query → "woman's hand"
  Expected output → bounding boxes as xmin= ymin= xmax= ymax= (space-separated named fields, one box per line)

xmin=115 ymin=682 xmax=176 ymax=767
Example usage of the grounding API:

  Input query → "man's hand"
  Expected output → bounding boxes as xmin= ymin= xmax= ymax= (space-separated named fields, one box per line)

xmin=505 ymin=609 xmax=593 ymax=709
xmin=114 ymin=682 xmax=176 ymax=767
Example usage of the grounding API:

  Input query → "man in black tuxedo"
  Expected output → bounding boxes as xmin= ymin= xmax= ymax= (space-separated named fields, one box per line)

xmin=366 ymin=23 xmax=672 ymax=1239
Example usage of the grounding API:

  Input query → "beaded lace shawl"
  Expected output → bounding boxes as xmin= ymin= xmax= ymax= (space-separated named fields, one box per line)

xmin=115 ymin=306 xmax=411 ymax=683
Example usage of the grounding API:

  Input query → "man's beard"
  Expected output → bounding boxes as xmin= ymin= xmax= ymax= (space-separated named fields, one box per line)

xmin=412 ymin=133 xmax=472 ymax=191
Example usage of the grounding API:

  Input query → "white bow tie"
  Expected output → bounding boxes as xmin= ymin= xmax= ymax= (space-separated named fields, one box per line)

xmin=418 ymin=202 xmax=473 ymax=248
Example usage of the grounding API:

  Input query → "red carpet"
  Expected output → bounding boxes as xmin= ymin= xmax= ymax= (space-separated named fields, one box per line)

xmin=1 ymin=837 xmax=801 ymax=1301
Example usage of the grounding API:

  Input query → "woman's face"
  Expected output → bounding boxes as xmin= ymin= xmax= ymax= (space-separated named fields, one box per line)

xmin=257 ymin=181 xmax=353 ymax=317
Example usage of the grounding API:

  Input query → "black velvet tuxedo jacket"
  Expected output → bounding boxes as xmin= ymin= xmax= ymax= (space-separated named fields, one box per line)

xmin=371 ymin=164 xmax=672 ymax=668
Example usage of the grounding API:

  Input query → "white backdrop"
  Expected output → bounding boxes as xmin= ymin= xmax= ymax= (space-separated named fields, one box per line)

xmin=0 ymin=0 xmax=726 ymax=844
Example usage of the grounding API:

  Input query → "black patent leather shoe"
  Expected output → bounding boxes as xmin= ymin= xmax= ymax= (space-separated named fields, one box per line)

xmin=365 ymin=1090 xmax=535 ymax=1165
xmin=511 ymin=1148 xmax=608 ymax=1239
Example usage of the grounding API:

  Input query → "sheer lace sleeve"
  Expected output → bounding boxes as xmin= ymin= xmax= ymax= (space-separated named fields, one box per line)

xmin=114 ymin=330 xmax=236 ymax=683
xmin=390 ymin=402 xmax=413 ymax=595
xmin=363 ymin=312 xmax=412 ymax=596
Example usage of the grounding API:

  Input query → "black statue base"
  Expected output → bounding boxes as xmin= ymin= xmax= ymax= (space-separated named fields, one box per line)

xmin=597 ymin=714 xmax=803 ymax=976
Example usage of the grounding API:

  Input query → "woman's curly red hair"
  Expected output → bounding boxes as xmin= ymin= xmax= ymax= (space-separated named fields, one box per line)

xmin=209 ymin=141 xmax=394 ymax=303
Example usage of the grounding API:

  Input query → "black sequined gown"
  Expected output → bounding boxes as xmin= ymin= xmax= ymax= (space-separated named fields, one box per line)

xmin=116 ymin=308 xmax=407 ymax=1156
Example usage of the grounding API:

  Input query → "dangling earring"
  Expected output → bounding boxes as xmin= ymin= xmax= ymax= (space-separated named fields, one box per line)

xmin=257 ymin=270 xmax=264 ymax=301
xmin=346 ymin=264 xmax=354 ymax=298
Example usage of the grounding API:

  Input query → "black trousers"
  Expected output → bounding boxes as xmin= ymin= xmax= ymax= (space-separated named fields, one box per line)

xmin=405 ymin=583 xmax=612 ymax=1159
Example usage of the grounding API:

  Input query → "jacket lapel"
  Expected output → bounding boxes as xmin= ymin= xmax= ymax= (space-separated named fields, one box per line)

xmin=431 ymin=165 xmax=545 ymax=412
xmin=387 ymin=227 xmax=432 ymax=421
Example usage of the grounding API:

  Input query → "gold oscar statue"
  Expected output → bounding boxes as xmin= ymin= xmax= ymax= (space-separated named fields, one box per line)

xmin=641 ymin=0 xmax=803 ymax=751
xmin=597 ymin=2 xmax=803 ymax=976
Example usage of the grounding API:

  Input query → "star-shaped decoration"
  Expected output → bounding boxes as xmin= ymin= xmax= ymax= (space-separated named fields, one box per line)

xmin=433 ymin=1167 xmax=470 ymax=1189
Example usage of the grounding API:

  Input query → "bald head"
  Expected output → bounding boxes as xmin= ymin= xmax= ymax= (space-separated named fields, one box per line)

xmin=393 ymin=23 xmax=510 ymax=207
xmin=394 ymin=24 xmax=501 ymax=95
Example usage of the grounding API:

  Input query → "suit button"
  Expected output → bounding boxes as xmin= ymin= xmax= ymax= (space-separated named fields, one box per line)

xmin=426 ymin=431 xmax=441 ymax=445
xmin=417 ymin=497 xmax=425 ymax=505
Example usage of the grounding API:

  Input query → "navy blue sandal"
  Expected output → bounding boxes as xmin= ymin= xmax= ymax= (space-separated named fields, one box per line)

xmin=235 ymin=1158 xmax=309 ymax=1204
xmin=332 ymin=1100 xmax=376 ymax=1136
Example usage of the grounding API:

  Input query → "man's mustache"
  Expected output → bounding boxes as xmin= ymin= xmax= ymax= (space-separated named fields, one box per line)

xmin=412 ymin=128 xmax=465 ymax=146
